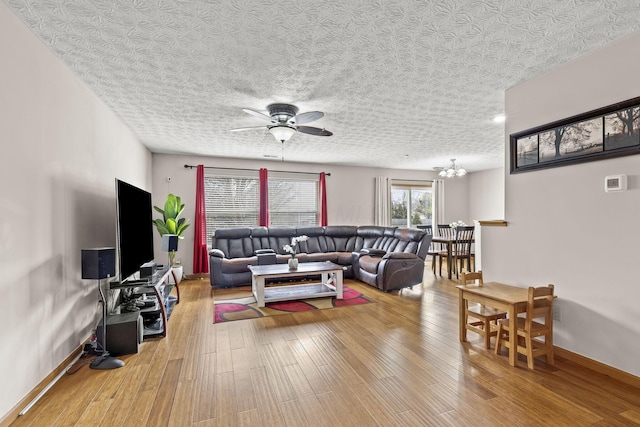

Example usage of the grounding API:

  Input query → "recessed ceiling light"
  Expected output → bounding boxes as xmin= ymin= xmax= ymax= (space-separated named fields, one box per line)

xmin=493 ymin=114 xmax=506 ymax=123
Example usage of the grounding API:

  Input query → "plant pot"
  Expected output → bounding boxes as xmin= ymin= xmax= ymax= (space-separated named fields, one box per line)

xmin=169 ymin=265 xmax=183 ymax=284
xmin=288 ymin=258 xmax=299 ymax=270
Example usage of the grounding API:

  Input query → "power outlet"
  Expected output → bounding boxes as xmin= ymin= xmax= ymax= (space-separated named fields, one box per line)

xmin=553 ymin=305 xmax=562 ymax=322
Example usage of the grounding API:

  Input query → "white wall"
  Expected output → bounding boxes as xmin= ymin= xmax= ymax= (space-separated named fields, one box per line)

xmin=151 ymin=154 xmax=471 ymax=273
xmin=469 ymin=168 xmax=505 ymax=221
xmin=0 ymin=3 xmax=151 ymax=418
xmin=440 ymin=174 xmax=471 ymax=225
xmin=483 ymin=31 xmax=640 ymax=376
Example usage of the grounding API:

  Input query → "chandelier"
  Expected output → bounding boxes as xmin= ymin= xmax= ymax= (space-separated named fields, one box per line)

xmin=437 ymin=159 xmax=467 ymax=178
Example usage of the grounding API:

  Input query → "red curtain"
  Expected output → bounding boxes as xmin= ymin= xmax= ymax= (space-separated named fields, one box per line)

xmin=193 ymin=165 xmax=209 ymax=274
xmin=259 ymin=168 xmax=269 ymax=226
xmin=319 ymin=172 xmax=328 ymax=226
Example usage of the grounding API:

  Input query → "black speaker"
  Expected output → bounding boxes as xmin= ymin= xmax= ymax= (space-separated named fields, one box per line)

xmin=162 ymin=234 xmax=178 ymax=252
xmin=139 ymin=261 xmax=157 ymax=278
xmin=82 ymin=248 xmax=116 ymax=279
xmin=97 ymin=312 xmax=143 ymax=356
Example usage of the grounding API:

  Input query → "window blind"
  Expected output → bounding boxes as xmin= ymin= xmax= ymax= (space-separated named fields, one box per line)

xmin=204 ymin=176 xmax=259 ymax=231
xmin=204 ymin=172 xmax=319 ymax=231
xmin=268 ymin=177 xmax=318 ymax=226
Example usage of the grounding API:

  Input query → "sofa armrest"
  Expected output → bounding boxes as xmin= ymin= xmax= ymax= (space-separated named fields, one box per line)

xmin=383 ymin=252 xmax=418 ymax=260
xmin=359 ymin=248 xmax=387 ymax=256
xmin=209 ymin=248 xmax=225 ymax=258
xmin=255 ymin=249 xmax=275 ymax=255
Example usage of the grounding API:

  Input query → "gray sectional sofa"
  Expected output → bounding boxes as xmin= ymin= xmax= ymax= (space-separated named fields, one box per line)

xmin=209 ymin=225 xmax=432 ymax=292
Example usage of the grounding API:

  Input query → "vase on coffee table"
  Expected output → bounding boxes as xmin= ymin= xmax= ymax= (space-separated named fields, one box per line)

xmin=288 ymin=257 xmax=298 ymax=270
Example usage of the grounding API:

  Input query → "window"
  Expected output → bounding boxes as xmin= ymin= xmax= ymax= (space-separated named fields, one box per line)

xmin=204 ymin=172 xmax=319 ymax=231
xmin=268 ymin=174 xmax=318 ymax=226
xmin=204 ymin=174 xmax=259 ymax=231
xmin=391 ymin=183 xmax=432 ymax=227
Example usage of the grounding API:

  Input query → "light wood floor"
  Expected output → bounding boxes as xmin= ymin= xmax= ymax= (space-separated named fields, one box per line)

xmin=9 ymin=267 xmax=640 ymax=426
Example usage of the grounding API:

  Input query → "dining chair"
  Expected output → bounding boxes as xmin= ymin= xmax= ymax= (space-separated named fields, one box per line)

xmin=417 ymin=224 xmax=432 ymax=234
xmin=432 ymin=224 xmax=455 ymax=276
xmin=430 ymin=224 xmax=454 ymax=276
xmin=416 ymin=225 xmax=436 ymax=274
xmin=460 ymin=271 xmax=507 ymax=349
xmin=495 ymin=284 xmax=555 ymax=369
xmin=452 ymin=225 xmax=474 ymax=278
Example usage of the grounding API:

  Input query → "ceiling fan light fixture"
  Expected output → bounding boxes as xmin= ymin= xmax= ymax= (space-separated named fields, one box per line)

xmin=268 ymin=125 xmax=296 ymax=143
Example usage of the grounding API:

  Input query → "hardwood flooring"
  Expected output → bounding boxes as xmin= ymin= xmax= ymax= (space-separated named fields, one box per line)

xmin=9 ymin=267 xmax=640 ymax=426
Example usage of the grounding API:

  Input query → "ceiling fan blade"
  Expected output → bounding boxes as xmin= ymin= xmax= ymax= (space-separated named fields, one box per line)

xmin=242 ymin=108 xmax=276 ymax=123
xmin=230 ymin=126 xmax=267 ymax=132
xmin=297 ymin=126 xmax=333 ymax=136
xmin=291 ymin=111 xmax=324 ymax=125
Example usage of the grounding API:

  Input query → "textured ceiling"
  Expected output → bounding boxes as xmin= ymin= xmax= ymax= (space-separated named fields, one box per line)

xmin=5 ymin=0 xmax=640 ymax=172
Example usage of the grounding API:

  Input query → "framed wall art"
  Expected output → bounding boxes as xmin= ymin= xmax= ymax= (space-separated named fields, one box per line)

xmin=510 ymin=95 xmax=640 ymax=174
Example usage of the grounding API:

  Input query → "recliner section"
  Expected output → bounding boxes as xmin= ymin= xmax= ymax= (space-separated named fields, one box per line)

xmin=209 ymin=225 xmax=432 ymax=292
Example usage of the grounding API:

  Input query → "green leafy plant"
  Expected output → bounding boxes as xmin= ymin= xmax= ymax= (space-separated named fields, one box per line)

xmin=153 ymin=194 xmax=190 ymax=265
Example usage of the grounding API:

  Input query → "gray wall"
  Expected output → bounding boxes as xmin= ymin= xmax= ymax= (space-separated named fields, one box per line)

xmin=483 ymin=31 xmax=640 ymax=376
xmin=151 ymin=154 xmax=474 ymax=273
xmin=0 ymin=3 xmax=151 ymax=418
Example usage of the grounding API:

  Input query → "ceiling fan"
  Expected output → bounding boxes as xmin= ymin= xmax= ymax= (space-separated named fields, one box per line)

xmin=230 ymin=103 xmax=333 ymax=143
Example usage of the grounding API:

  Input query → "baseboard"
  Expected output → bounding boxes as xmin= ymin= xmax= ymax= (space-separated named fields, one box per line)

xmin=0 ymin=343 xmax=85 ymax=427
xmin=555 ymin=346 xmax=640 ymax=389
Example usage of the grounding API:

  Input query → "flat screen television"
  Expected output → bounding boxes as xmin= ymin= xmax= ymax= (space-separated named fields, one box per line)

xmin=115 ymin=179 xmax=154 ymax=281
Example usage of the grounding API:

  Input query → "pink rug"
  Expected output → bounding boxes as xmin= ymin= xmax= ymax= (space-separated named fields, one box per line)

xmin=214 ymin=285 xmax=372 ymax=323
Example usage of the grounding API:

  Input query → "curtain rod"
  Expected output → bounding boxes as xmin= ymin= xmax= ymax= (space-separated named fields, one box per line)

xmin=184 ymin=164 xmax=331 ymax=176
xmin=392 ymin=179 xmax=434 ymax=182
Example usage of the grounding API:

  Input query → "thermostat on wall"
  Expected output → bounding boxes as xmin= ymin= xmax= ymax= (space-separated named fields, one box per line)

xmin=604 ymin=174 xmax=627 ymax=192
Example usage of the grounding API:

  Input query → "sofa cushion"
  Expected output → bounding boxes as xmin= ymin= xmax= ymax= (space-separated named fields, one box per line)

xmin=375 ymin=227 xmax=399 ymax=252
xmin=335 ymin=251 xmax=354 ymax=266
xmin=267 ymin=227 xmax=297 ymax=254
xmin=212 ymin=227 xmax=253 ymax=258
xmin=358 ymin=255 xmax=382 ymax=275
xmin=324 ymin=226 xmax=358 ymax=252
xmin=356 ymin=226 xmax=388 ymax=250
xmin=296 ymin=226 xmax=327 ymax=254
xmin=392 ymin=228 xmax=423 ymax=254
xmin=251 ymin=227 xmax=271 ymax=251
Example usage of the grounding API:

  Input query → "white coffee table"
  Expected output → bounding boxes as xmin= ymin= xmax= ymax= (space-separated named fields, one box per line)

xmin=248 ymin=261 xmax=344 ymax=308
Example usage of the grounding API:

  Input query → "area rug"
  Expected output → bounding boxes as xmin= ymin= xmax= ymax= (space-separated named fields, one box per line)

xmin=214 ymin=284 xmax=372 ymax=323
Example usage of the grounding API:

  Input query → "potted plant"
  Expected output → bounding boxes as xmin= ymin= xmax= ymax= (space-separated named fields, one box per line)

xmin=153 ymin=194 xmax=190 ymax=283
xmin=283 ymin=235 xmax=309 ymax=270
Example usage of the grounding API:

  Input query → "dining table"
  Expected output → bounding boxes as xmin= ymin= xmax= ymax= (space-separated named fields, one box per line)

xmin=456 ymin=281 xmax=529 ymax=367
xmin=431 ymin=235 xmax=474 ymax=279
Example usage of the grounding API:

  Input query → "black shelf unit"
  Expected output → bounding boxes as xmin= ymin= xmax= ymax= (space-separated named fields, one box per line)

xmin=109 ymin=267 xmax=180 ymax=339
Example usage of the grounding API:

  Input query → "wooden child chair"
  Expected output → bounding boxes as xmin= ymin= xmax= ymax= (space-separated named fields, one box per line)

xmin=460 ymin=270 xmax=507 ymax=349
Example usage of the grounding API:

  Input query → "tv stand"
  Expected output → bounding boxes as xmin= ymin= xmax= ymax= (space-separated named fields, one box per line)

xmin=110 ymin=266 xmax=180 ymax=339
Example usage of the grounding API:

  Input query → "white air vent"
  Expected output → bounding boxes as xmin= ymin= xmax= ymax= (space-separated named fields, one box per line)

xmin=604 ymin=175 xmax=627 ymax=192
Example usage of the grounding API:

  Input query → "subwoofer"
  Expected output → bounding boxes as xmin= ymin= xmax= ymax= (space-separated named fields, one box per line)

xmin=97 ymin=312 xmax=143 ymax=356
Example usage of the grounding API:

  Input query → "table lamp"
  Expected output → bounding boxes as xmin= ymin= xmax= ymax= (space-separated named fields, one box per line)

xmin=81 ymin=248 xmax=125 ymax=370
